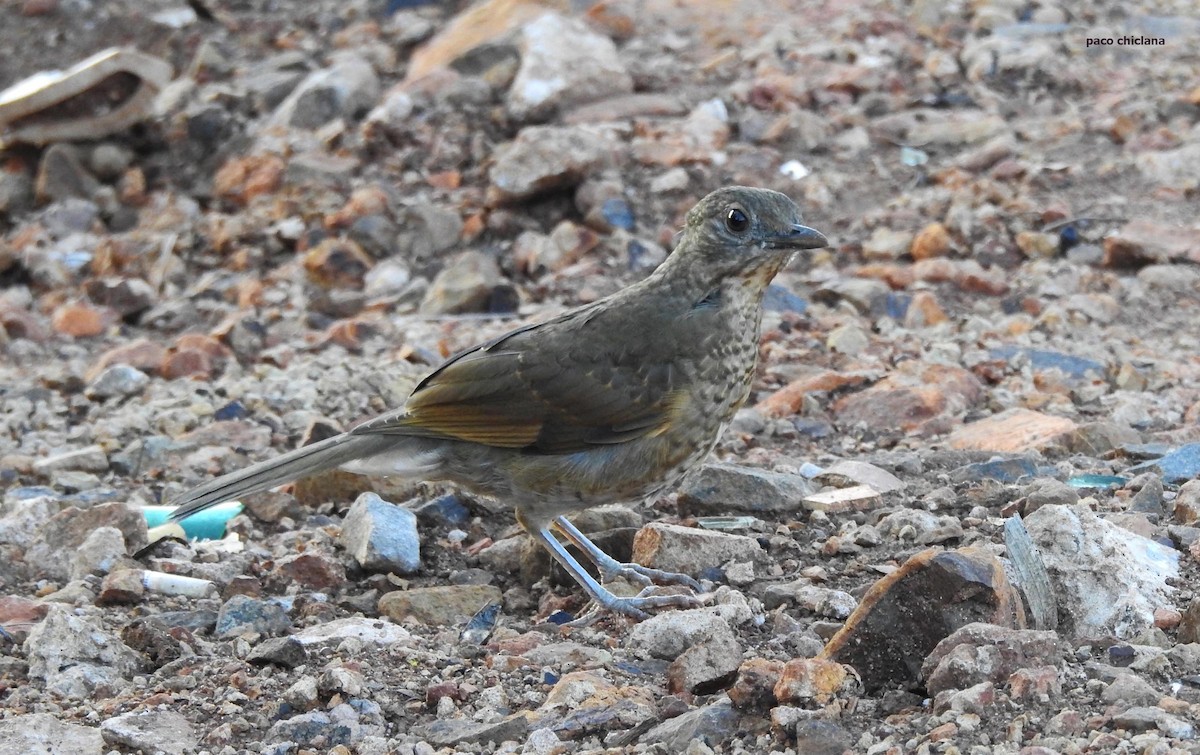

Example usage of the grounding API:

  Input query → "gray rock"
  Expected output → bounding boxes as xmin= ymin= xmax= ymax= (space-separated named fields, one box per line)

xmin=33 ymin=445 xmax=109 ymax=473
xmin=267 ymin=703 xmax=383 ymax=748
xmin=24 ymin=605 xmax=140 ymax=698
xmin=795 ymin=720 xmax=855 ymax=755
xmin=293 ymin=617 xmax=412 ymax=646
xmin=0 ymin=713 xmax=104 ymax=755
xmin=638 ymin=698 xmax=739 ymax=750
xmin=83 ymin=277 xmax=157 ymax=317
xmin=100 ymin=711 xmax=197 ymax=755
xmin=395 ymin=203 xmax=464 ymax=261
xmin=216 ymin=594 xmax=292 ymax=638
xmin=1102 ymin=674 xmax=1161 ymax=706
xmin=339 ymin=492 xmax=421 ymax=574
xmin=1024 ymin=504 xmax=1178 ymax=639
xmin=36 ymin=144 xmax=100 ymax=203
xmin=1112 ymin=706 xmax=1195 ymax=738
xmin=40 ymin=197 xmax=100 ymax=237
xmin=814 ymin=460 xmax=908 ymax=493
xmin=631 ymin=522 xmax=763 ymax=576
xmin=678 ymin=463 xmax=815 ymax=516
xmin=69 ymin=525 xmax=126 ymax=579
xmin=412 ymin=713 xmax=529 ymax=747
xmin=273 ymin=52 xmax=380 ymax=129
xmin=876 ymin=508 xmax=964 ymax=544
xmin=247 ymin=636 xmax=308 ymax=668
xmin=0 ymin=168 xmax=34 ymax=216
xmin=1021 ymin=477 xmax=1079 ymax=514
xmin=1128 ymin=474 xmax=1166 ymax=517
xmin=88 ymin=143 xmax=134 ymax=181
xmin=420 ymin=251 xmax=501 ymax=315
xmin=489 ymin=125 xmax=616 ymax=203
xmin=628 ymin=608 xmax=736 ymax=661
xmin=507 ymin=12 xmax=633 ymax=123
xmin=667 ymin=631 xmax=742 ymax=694
xmin=921 ymin=623 xmax=1065 ymax=694
xmin=26 ymin=502 xmax=147 ymax=581
xmin=87 ymin=364 xmax=150 ymax=399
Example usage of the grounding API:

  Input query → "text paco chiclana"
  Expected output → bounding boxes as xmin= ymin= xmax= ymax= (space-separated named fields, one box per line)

xmin=1086 ymin=36 xmax=1166 ymax=47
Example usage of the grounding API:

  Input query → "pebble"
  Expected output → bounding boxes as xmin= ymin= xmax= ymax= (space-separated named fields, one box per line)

xmin=25 ymin=605 xmax=141 ymax=698
xmin=419 ymin=250 xmax=501 ymax=314
xmin=247 ymin=636 xmax=309 ymax=668
xmin=26 ymin=502 xmax=146 ymax=581
xmin=85 ymin=363 xmax=149 ymax=398
xmin=507 ymin=12 xmax=633 ymax=122
xmin=69 ymin=526 xmax=126 ymax=579
xmin=631 ymin=522 xmax=763 ymax=576
xmin=628 ymin=608 xmax=737 ymax=661
xmin=339 ymin=492 xmax=421 ymax=574
xmin=677 ymin=462 xmax=815 ymax=516
xmin=638 ymin=699 xmax=738 ymax=751
xmin=377 ymin=584 xmax=502 ymax=625
xmin=488 ymin=125 xmax=616 ymax=203
xmin=273 ymin=52 xmax=380 ymax=129
xmin=216 ymin=594 xmax=293 ymax=638
xmin=100 ymin=711 xmax=198 ymax=755
xmin=921 ymin=623 xmax=1064 ymax=694
xmin=0 ymin=713 xmax=104 ymax=755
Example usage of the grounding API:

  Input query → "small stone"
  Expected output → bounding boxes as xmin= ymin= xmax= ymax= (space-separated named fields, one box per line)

xmin=86 ymin=364 xmax=149 ymax=399
xmin=25 ymin=605 xmax=141 ymax=699
xmin=1015 ymin=231 xmax=1058 ymax=258
xmin=947 ymin=408 xmax=1077 ymax=452
xmin=97 ymin=569 xmax=145 ymax=605
xmin=826 ymin=324 xmax=869 ymax=355
xmin=88 ymin=338 xmax=166 ymax=379
xmin=639 ymin=699 xmax=738 ymax=751
xmin=36 ymin=144 xmax=100 ymax=203
xmin=0 ymin=596 xmax=49 ymax=643
xmin=88 ymin=143 xmax=133 ymax=181
xmin=932 ymin=681 xmax=996 ymax=714
xmin=420 ymin=251 xmax=501 ymax=315
xmin=628 ymin=608 xmax=736 ymax=661
xmin=0 ymin=714 xmax=104 ymax=755
xmin=215 ymin=594 xmax=292 ymax=638
xmin=272 ymin=552 xmax=345 ymax=591
xmin=1103 ymin=220 xmax=1200 ymax=267
xmin=649 ymin=167 xmax=690 ymax=193
xmin=833 ymin=362 xmax=983 ymax=436
xmin=794 ymin=720 xmax=854 ymax=755
xmin=51 ymin=302 xmax=109 ymax=337
xmin=1112 ymin=707 xmax=1195 ymax=738
xmin=304 ymin=238 xmax=373 ymax=289
xmin=413 ymin=713 xmax=529 ymax=747
xmin=378 ymin=584 xmax=502 ymax=625
xmin=488 ymin=125 xmax=615 ymax=203
xmin=631 ymin=522 xmax=762 ymax=576
xmin=728 ymin=658 xmax=784 ymax=711
xmin=1174 ymin=480 xmax=1200 ymax=524
xmin=677 ymin=463 xmax=815 ymax=516
xmin=83 ymin=277 xmax=156 ymax=317
xmin=71 ymin=526 xmax=127 ymax=579
xmin=862 ymin=227 xmax=914 ymax=260
xmin=507 ymin=12 xmax=633 ymax=123
xmin=247 ymin=637 xmax=308 ymax=668
xmin=293 ymin=617 xmax=412 ymax=646
xmin=1101 ymin=674 xmax=1160 ymax=706
xmin=903 ymin=290 xmax=949 ymax=327
xmin=1007 ymin=665 xmax=1061 ymax=702
xmin=1022 ymin=478 xmax=1079 ymax=515
xmin=100 ymin=711 xmax=197 ymax=755
xmin=774 ymin=658 xmax=855 ymax=705
xmin=911 ymin=222 xmax=953 ymax=260
xmin=803 ymin=485 xmax=883 ymax=514
xmin=922 ymin=623 xmax=1064 ymax=694
xmin=667 ymin=631 xmax=742 ymax=695
xmin=1128 ymin=474 xmax=1166 ymax=517
xmin=1178 ymin=599 xmax=1200 ymax=644
xmin=212 ymin=154 xmax=285 ymax=206
xmin=339 ymin=492 xmax=421 ymax=574
xmin=273 ymin=52 xmax=380 ymax=129
xmin=26 ymin=502 xmax=147 ymax=581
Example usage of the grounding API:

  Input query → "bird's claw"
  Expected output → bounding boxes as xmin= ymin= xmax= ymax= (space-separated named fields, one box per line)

xmin=599 ymin=562 xmax=703 ymax=592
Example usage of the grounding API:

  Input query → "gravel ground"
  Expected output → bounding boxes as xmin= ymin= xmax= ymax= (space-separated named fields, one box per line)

xmin=2 ymin=0 xmax=1200 ymax=753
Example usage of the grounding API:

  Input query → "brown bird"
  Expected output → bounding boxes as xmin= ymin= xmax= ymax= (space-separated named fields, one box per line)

xmin=169 ymin=186 xmax=828 ymax=622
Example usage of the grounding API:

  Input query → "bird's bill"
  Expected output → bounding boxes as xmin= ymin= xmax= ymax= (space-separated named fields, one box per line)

xmin=763 ymin=223 xmax=829 ymax=250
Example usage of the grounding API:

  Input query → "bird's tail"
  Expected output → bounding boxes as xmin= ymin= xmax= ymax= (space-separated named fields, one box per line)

xmin=167 ymin=433 xmax=388 ymax=522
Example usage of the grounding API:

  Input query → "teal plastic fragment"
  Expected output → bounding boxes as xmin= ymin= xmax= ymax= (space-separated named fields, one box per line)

xmin=143 ymin=501 xmax=243 ymax=540
xmin=1066 ymin=474 xmax=1127 ymax=490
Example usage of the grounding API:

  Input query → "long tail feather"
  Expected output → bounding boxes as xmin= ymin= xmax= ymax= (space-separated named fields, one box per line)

xmin=168 ymin=433 xmax=384 ymax=522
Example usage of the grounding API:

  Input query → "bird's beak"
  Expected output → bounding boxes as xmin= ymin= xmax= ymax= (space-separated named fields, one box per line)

xmin=764 ymin=223 xmax=829 ymax=250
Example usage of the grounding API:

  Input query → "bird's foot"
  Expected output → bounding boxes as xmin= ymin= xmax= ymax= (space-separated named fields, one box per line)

xmin=599 ymin=561 xmax=703 ymax=592
xmin=565 ymin=587 xmax=705 ymax=627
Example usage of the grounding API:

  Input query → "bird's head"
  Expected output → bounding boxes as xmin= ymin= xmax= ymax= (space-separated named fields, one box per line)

xmin=673 ymin=186 xmax=828 ymax=283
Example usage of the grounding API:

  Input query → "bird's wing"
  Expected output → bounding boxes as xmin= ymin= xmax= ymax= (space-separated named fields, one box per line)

xmin=350 ymin=304 xmax=684 ymax=454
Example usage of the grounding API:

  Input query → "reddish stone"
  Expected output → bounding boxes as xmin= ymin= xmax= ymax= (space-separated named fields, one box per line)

xmin=87 ymin=338 xmax=165 ymax=380
xmin=0 ymin=307 xmax=50 ymax=341
xmin=213 ymin=155 xmax=285 ymax=206
xmin=1103 ymin=221 xmax=1200 ymax=267
xmin=0 ymin=595 xmax=50 ymax=642
xmin=773 ymin=657 xmax=854 ymax=705
xmin=51 ymin=302 xmax=111 ymax=337
xmin=1007 ymin=666 xmax=1061 ymax=701
xmin=728 ymin=658 xmax=784 ymax=711
xmin=904 ymin=291 xmax=949 ymax=328
xmin=1154 ymin=607 xmax=1182 ymax=630
xmin=98 ymin=569 xmax=146 ymax=605
xmin=832 ymin=363 xmax=983 ymax=436
xmin=326 ymin=186 xmax=389 ymax=230
xmin=161 ymin=348 xmax=212 ymax=380
xmin=911 ymin=222 xmax=952 ymax=260
xmin=756 ymin=369 xmax=873 ymax=418
xmin=272 ymin=552 xmax=346 ymax=591
xmin=304 ymin=238 xmax=373 ymax=289
xmin=947 ymin=408 xmax=1077 ymax=453
xmin=928 ymin=723 xmax=958 ymax=742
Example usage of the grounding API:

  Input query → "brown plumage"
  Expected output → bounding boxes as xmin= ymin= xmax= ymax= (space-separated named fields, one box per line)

xmin=169 ymin=186 xmax=828 ymax=622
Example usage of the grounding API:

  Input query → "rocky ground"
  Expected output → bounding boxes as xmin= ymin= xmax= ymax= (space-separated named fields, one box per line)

xmin=2 ymin=0 xmax=1200 ymax=753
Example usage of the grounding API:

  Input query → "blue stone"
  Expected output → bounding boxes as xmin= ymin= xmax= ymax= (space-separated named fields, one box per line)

xmin=1127 ymin=443 xmax=1200 ymax=484
xmin=601 ymin=198 xmax=635 ymax=231
xmin=763 ymin=285 xmax=808 ymax=313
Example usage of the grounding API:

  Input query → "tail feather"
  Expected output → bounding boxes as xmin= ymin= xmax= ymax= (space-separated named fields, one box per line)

xmin=168 ymin=433 xmax=384 ymax=522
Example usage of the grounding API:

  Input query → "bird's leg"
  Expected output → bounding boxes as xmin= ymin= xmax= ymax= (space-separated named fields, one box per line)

xmin=552 ymin=516 xmax=703 ymax=592
xmin=526 ymin=523 xmax=699 ymax=624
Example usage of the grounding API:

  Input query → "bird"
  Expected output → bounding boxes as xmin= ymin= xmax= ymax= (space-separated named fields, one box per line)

xmin=169 ymin=186 xmax=829 ymax=623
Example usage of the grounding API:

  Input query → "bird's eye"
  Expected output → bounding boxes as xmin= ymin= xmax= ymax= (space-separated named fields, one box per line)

xmin=725 ymin=207 xmax=750 ymax=233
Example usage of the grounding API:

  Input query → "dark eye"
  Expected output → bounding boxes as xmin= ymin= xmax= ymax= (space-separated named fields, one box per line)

xmin=725 ymin=207 xmax=750 ymax=233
